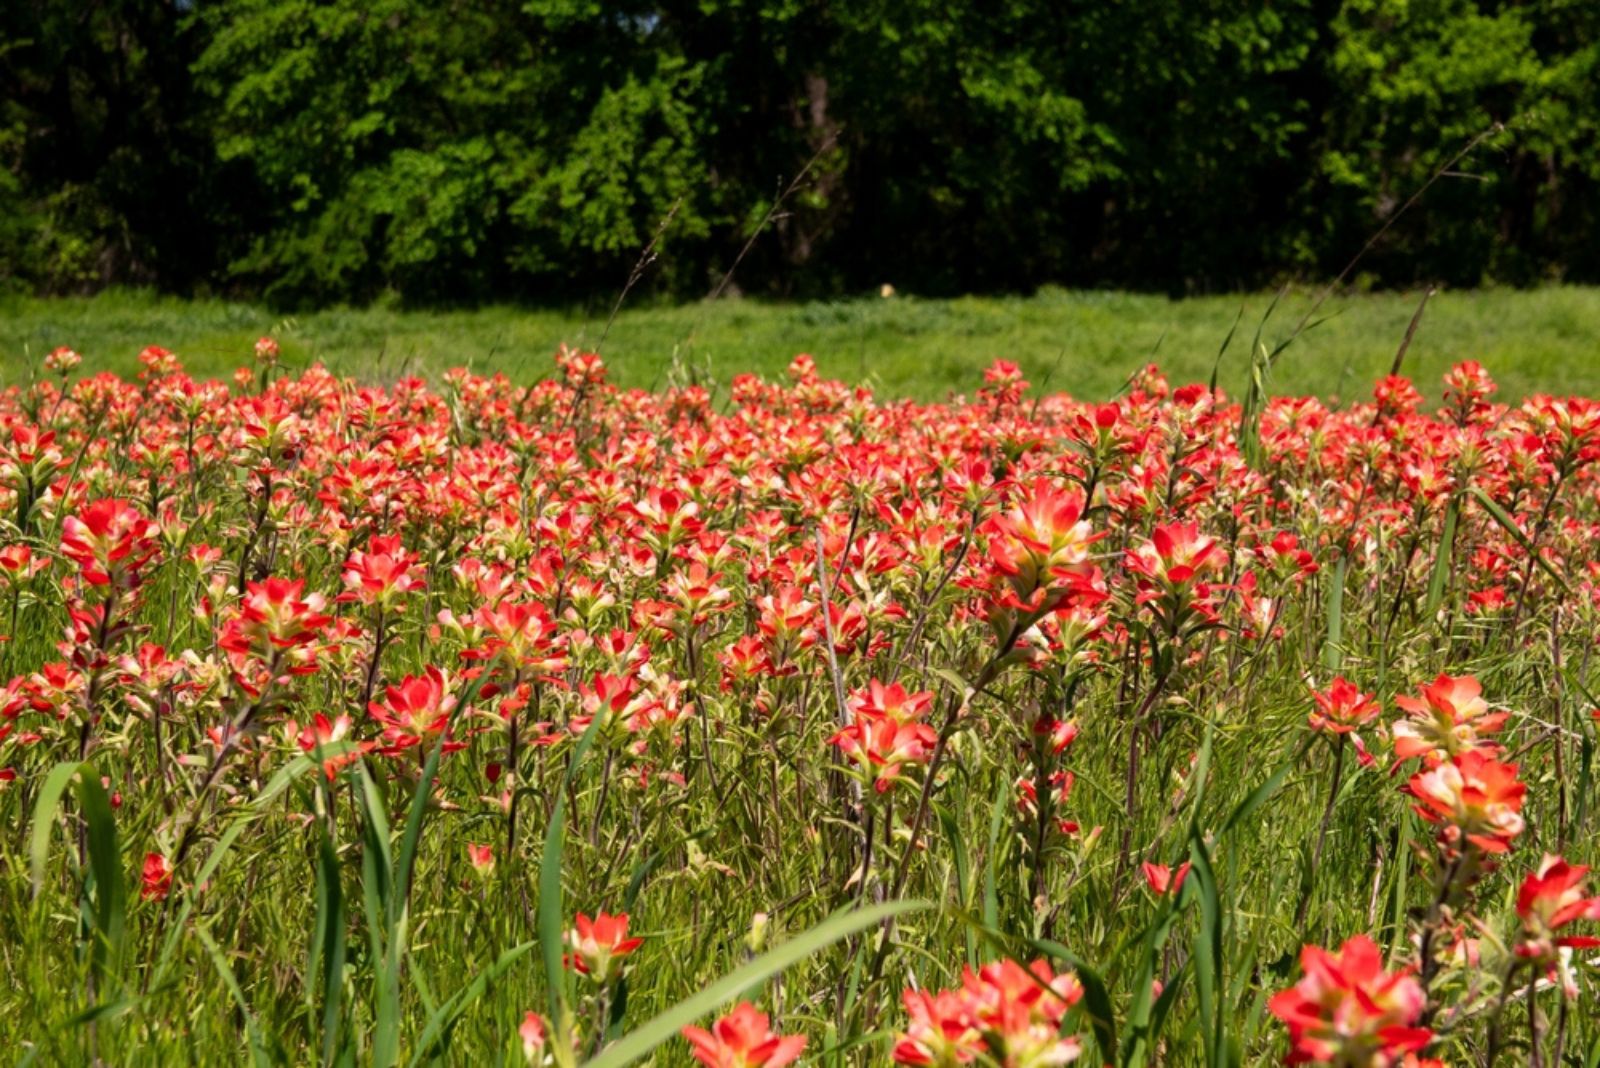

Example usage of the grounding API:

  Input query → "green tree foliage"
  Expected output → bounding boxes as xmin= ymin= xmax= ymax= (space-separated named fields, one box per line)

xmin=2 ymin=0 xmax=1597 ymax=304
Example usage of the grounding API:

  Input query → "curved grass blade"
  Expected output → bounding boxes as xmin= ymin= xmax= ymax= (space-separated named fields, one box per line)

xmin=313 ymin=830 xmax=346 ymax=1068
xmin=29 ymin=761 xmax=84 ymax=897
xmin=195 ymin=923 xmax=273 ymax=1068
xmin=1423 ymin=495 xmax=1459 ymax=619
xmin=408 ymin=940 xmax=537 ymax=1066
xmin=583 ymin=899 xmax=929 ymax=1068
xmin=1470 ymin=486 xmax=1572 ymax=594
xmin=150 ymin=817 xmax=251 ymax=990
xmin=76 ymin=771 xmax=125 ymax=988
xmin=1219 ymin=740 xmax=1308 ymax=839
xmin=980 ymin=774 xmax=1009 ymax=954
xmin=1189 ymin=835 xmax=1226 ymax=1068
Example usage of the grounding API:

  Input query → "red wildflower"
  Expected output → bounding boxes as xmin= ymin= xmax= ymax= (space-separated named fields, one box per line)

xmin=1126 ymin=521 xmax=1224 ymax=590
xmin=368 ymin=666 xmax=462 ymax=753
xmin=985 ymin=478 xmax=1102 ymax=617
xmin=339 ymin=534 xmax=425 ymax=608
xmin=1268 ymin=935 xmax=1432 ymax=1065
xmin=141 ymin=852 xmax=174 ymax=901
xmin=1392 ymin=674 xmax=1507 ymax=764
xmin=893 ymin=958 xmax=1082 ymax=1066
xmin=1142 ymin=861 xmax=1191 ymax=897
xmin=1516 ymin=853 xmax=1600 ymax=966
xmin=565 ymin=911 xmax=643 ymax=984
xmin=466 ymin=843 xmax=496 ymax=878
xmin=1309 ymin=677 xmax=1380 ymax=734
xmin=1404 ymin=750 xmax=1526 ymax=855
xmin=60 ymin=498 xmax=161 ymax=587
xmin=681 ymin=1002 xmax=808 ymax=1068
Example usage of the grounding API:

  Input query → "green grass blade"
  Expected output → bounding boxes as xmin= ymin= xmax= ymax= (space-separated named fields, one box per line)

xmin=151 ymin=817 xmax=251 ymax=990
xmin=408 ymin=940 xmax=537 ymax=1066
xmin=195 ymin=923 xmax=273 ymax=1068
xmin=1323 ymin=555 xmax=1346 ymax=674
xmin=1469 ymin=486 xmax=1572 ymax=594
xmin=314 ymin=830 xmax=347 ymax=1068
xmin=1423 ymin=495 xmax=1459 ymax=619
xmin=1189 ymin=835 xmax=1226 ymax=1068
xmin=1017 ymin=935 xmax=1117 ymax=1060
xmin=1208 ymin=303 xmax=1247 ymax=394
xmin=583 ymin=899 xmax=929 ymax=1068
xmin=542 ymin=712 xmax=607 ymax=1045
xmin=1122 ymin=904 xmax=1183 ymax=1068
xmin=29 ymin=761 xmax=84 ymax=897
xmin=1220 ymin=740 xmax=1308 ymax=838
xmin=76 ymin=771 xmax=126 ymax=988
xmin=1185 ymin=713 xmax=1217 ymax=842
xmin=980 ymin=773 xmax=1009 ymax=953
xmin=935 ymin=801 xmax=976 ymax=965
xmin=392 ymin=676 xmax=487 ymax=933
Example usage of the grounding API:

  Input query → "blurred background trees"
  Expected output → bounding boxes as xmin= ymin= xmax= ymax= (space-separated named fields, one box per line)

xmin=2 ymin=0 xmax=1597 ymax=305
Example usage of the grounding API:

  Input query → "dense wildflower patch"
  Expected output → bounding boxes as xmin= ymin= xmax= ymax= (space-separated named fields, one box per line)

xmin=3 ymin=347 xmax=1599 ymax=1063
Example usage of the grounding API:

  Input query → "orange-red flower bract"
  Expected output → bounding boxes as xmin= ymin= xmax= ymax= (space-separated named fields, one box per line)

xmin=339 ymin=534 xmax=425 ymax=607
xmin=984 ymin=478 xmax=1102 ymax=618
xmin=60 ymin=498 xmax=160 ymax=587
xmin=1516 ymin=853 xmax=1600 ymax=964
xmin=565 ymin=911 xmax=642 ymax=984
xmin=141 ymin=852 xmax=174 ymax=901
xmin=1268 ymin=935 xmax=1432 ymax=1065
xmin=1391 ymin=674 xmax=1507 ymax=765
xmin=1309 ymin=677 xmax=1379 ymax=734
xmin=892 ymin=958 xmax=1083 ymax=1066
xmin=681 ymin=1002 xmax=807 ymax=1068
xmin=216 ymin=577 xmax=332 ymax=676
xmin=368 ymin=666 xmax=461 ymax=753
xmin=1404 ymin=750 xmax=1526 ymax=855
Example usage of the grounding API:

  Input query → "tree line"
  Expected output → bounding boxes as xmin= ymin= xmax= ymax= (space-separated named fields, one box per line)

xmin=3 ymin=0 xmax=1598 ymax=307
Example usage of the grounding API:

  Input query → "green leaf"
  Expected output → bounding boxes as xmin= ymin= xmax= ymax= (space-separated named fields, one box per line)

xmin=195 ymin=923 xmax=273 ymax=1068
xmin=76 ymin=771 xmax=125 ymax=988
xmin=1423 ymin=495 xmax=1459 ymax=619
xmin=409 ymin=940 xmax=538 ymax=1066
xmin=583 ymin=900 xmax=929 ymax=1068
xmin=28 ymin=761 xmax=84 ymax=897
xmin=542 ymin=710 xmax=608 ymax=1051
xmin=1469 ymin=486 xmax=1572 ymax=594
xmin=313 ymin=830 xmax=347 ymax=1068
xmin=1323 ymin=555 xmax=1346 ymax=674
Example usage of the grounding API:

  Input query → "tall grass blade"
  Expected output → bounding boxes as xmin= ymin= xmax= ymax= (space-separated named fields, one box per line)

xmin=542 ymin=712 xmax=607 ymax=1054
xmin=1470 ymin=486 xmax=1572 ymax=593
xmin=195 ymin=923 xmax=273 ymax=1068
xmin=313 ymin=831 xmax=347 ymax=1068
xmin=151 ymin=818 xmax=250 ymax=990
xmin=29 ymin=760 xmax=84 ymax=896
xmin=1423 ymin=496 xmax=1459 ymax=619
xmin=1324 ymin=556 xmax=1346 ymax=673
xmin=409 ymin=940 xmax=537 ymax=1066
xmin=76 ymin=771 xmax=126 ymax=988
xmin=583 ymin=899 xmax=928 ymax=1068
xmin=1190 ymin=836 xmax=1227 ymax=1068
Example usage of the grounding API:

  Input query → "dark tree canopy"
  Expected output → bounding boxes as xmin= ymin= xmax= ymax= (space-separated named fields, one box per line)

xmin=3 ymin=0 xmax=1598 ymax=305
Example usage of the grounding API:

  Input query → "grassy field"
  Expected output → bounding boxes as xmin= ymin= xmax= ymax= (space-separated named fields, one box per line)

xmin=4 ymin=285 xmax=1599 ymax=401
